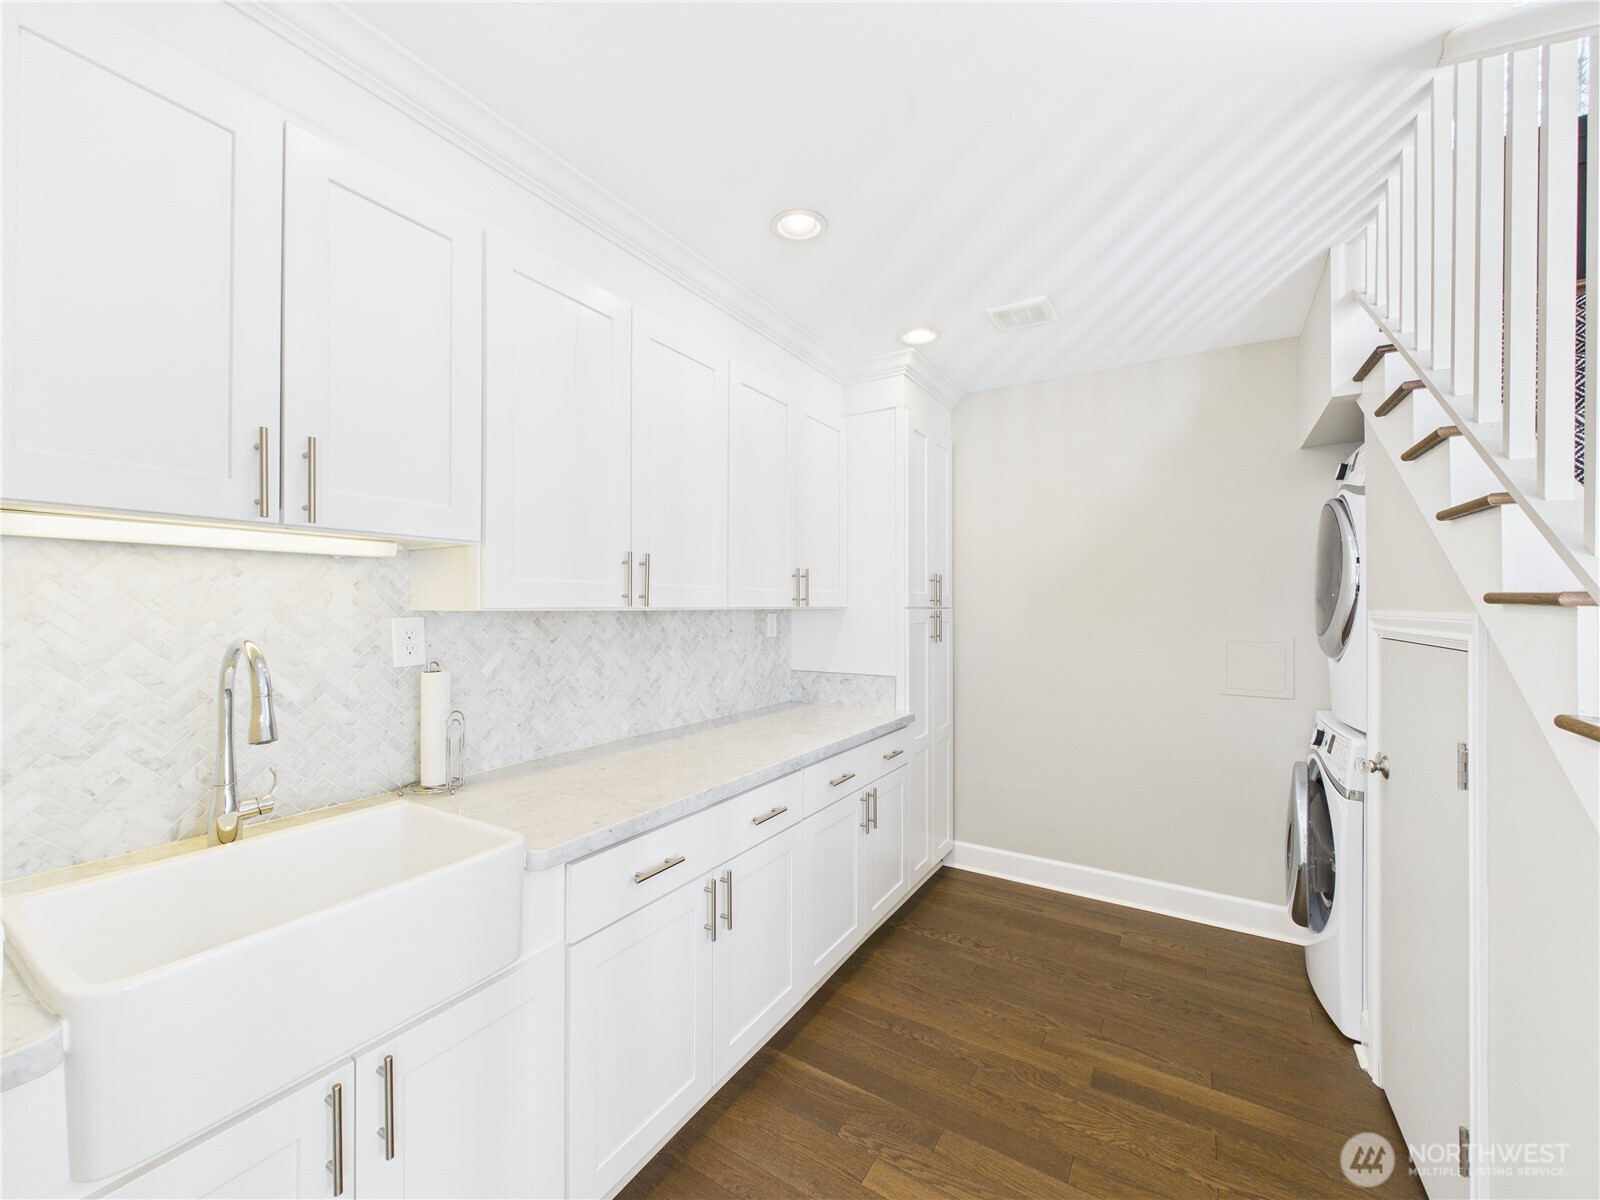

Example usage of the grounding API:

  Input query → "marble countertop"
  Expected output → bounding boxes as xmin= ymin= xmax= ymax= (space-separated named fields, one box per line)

xmin=0 ymin=702 xmax=910 ymax=1091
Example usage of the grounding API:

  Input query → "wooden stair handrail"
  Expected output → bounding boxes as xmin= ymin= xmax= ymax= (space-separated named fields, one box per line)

xmin=1375 ymin=379 xmax=1425 ymax=417
xmin=1554 ymin=715 xmax=1600 ymax=743
xmin=1437 ymin=493 xmax=1514 ymax=521
xmin=1353 ymin=343 xmax=1397 ymax=382
xmin=1401 ymin=426 xmax=1462 ymax=462
xmin=1483 ymin=592 xmax=1597 ymax=607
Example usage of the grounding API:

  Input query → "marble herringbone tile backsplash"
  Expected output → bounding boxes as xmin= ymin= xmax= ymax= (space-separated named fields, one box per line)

xmin=1 ymin=539 xmax=893 ymax=879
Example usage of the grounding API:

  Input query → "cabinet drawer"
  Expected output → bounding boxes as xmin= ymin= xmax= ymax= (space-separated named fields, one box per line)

xmin=712 ymin=773 xmax=803 ymax=864
xmin=802 ymin=729 xmax=910 ymax=816
xmin=567 ymin=808 xmax=715 ymax=942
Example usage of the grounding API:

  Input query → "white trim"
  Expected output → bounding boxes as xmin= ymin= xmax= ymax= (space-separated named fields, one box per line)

xmin=1439 ymin=2 xmax=1598 ymax=66
xmin=225 ymin=0 xmax=849 ymax=386
xmin=1365 ymin=611 xmax=1490 ymax=1196
xmin=946 ymin=842 xmax=1312 ymax=945
xmin=845 ymin=349 xmax=964 ymax=411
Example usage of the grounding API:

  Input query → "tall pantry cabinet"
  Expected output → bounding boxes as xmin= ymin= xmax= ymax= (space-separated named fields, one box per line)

xmin=791 ymin=367 xmax=955 ymax=884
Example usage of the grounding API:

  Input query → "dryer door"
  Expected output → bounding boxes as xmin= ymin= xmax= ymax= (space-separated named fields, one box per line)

xmin=1286 ymin=761 xmax=1310 ymax=928
xmin=1314 ymin=496 xmax=1360 ymax=659
xmin=1305 ymin=757 xmax=1337 ymax=933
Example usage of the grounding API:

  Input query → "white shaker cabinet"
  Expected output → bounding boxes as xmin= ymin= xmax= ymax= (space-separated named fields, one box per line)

xmin=711 ymin=825 xmax=805 ymax=1076
xmin=567 ymin=876 xmax=715 ymax=1200
xmin=354 ymin=958 xmax=554 ymax=1200
xmin=727 ymin=364 xmax=798 ymax=608
xmin=796 ymin=405 xmax=848 ymax=609
xmin=106 ymin=1065 xmax=353 ymax=1200
xmin=481 ymin=234 xmax=633 ymax=608
xmin=862 ymin=767 xmax=909 ymax=925
xmin=906 ymin=416 xmax=951 ymax=609
xmin=631 ymin=313 xmax=730 ymax=608
xmin=2 ymin=3 xmax=282 ymax=523
xmin=799 ymin=790 xmax=869 ymax=990
xmin=931 ymin=610 xmax=955 ymax=862
xmin=282 ymin=126 xmax=483 ymax=543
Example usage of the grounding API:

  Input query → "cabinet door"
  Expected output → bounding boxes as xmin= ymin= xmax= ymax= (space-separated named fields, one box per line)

xmin=932 ymin=612 xmax=954 ymax=862
xmin=863 ymin=767 xmax=908 ymax=925
xmin=727 ymin=363 xmax=796 ymax=608
xmin=796 ymin=405 xmax=847 ymax=609
xmin=631 ymin=312 xmax=729 ymax=608
xmin=108 ymin=1065 xmax=352 ymax=1200
xmin=568 ymin=876 xmax=714 ymax=1199
xmin=283 ymin=126 xmax=482 ymax=542
xmin=906 ymin=609 xmax=935 ymax=880
xmin=483 ymin=233 xmax=632 ymax=608
xmin=906 ymin=420 xmax=933 ymax=608
xmin=354 ymin=958 xmax=552 ymax=1199
xmin=712 ymin=825 xmax=804 ymax=1077
xmin=800 ymin=792 xmax=868 ymax=989
xmin=929 ymin=430 xmax=952 ymax=606
xmin=2 ymin=4 xmax=281 ymax=522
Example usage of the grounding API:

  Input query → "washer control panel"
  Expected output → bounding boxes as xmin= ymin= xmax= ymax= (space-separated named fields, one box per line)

xmin=1313 ymin=713 xmax=1366 ymax=796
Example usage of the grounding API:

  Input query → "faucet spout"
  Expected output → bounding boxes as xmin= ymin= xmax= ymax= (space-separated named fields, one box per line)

xmin=212 ymin=640 xmax=279 ymax=845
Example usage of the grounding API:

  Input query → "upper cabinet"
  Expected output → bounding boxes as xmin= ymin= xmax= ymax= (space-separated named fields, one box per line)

xmin=797 ymin=404 xmax=847 ymax=608
xmin=728 ymin=365 xmax=798 ymax=608
xmin=631 ymin=313 xmax=729 ymax=608
xmin=2 ymin=4 xmax=282 ymax=522
xmin=907 ymin=415 xmax=951 ymax=609
xmin=282 ymin=127 xmax=483 ymax=543
xmin=481 ymin=233 xmax=633 ymax=608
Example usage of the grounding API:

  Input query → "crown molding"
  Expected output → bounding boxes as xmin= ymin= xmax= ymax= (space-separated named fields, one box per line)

xmin=229 ymin=1 xmax=849 ymax=383
xmin=846 ymin=349 xmax=965 ymax=409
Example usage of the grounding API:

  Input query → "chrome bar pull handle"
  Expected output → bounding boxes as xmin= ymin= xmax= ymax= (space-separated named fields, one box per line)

xmin=883 ymin=748 xmax=904 ymax=761
xmin=634 ymin=854 xmax=686 ymax=884
xmin=326 ymin=1082 xmax=346 ymax=1196
xmin=377 ymin=1054 xmax=396 ymax=1160
xmin=301 ymin=436 xmax=318 ymax=524
xmin=791 ymin=568 xmax=801 ymax=606
xmin=721 ymin=870 xmax=733 ymax=930
xmin=638 ymin=552 xmax=651 ymax=606
xmin=622 ymin=551 xmax=634 ymax=606
xmin=860 ymin=791 xmax=871 ymax=832
xmin=869 ymin=787 xmax=879 ymax=830
xmin=751 ymin=805 xmax=788 ymax=826
xmin=829 ymin=771 xmax=856 ymax=788
xmin=704 ymin=879 xmax=717 ymax=941
xmin=801 ymin=567 xmax=811 ymax=606
xmin=254 ymin=426 xmax=270 ymax=518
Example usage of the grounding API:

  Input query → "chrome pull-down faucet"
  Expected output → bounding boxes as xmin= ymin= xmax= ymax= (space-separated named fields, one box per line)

xmin=211 ymin=639 xmax=280 ymax=844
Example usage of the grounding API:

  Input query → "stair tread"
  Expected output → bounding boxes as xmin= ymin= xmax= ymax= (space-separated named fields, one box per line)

xmin=1554 ymin=715 xmax=1600 ymax=743
xmin=1437 ymin=493 xmax=1514 ymax=521
xmin=1483 ymin=591 xmax=1597 ymax=607
xmin=1400 ymin=426 xmax=1462 ymax=462
xmin=1353 ymin=343 xmax=1398 ymax=382
xmin=1375 ymin=379 xmax=1425 ymax=417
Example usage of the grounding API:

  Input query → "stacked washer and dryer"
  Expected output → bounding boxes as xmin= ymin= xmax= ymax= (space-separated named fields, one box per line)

xmin=1287 ymin=446 xmax=1369 ymax=1041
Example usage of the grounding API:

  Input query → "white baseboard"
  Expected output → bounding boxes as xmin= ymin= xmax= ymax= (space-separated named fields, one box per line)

xmin=947 ymin=842 xmax=1311 ymax=945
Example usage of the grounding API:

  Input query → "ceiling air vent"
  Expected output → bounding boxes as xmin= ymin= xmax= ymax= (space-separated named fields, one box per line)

xmin=986 ymin=295 xmax=1057 ymax=332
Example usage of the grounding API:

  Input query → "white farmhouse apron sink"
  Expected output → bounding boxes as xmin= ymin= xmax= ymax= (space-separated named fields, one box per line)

xmin=3 ymin=801 xmax=525 ymax=1181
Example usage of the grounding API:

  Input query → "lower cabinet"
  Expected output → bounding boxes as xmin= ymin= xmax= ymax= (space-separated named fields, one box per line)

xmin=711 ymin=826 xmax=804 ymax=1077
xmin=799 ymin=788 xmax=868 ymax=987
xmin=567 ymin=878 xmax=715 ymax=1200
xmin=107 ymin=1065 xmax=353 ymax=1199
xmin=862 ymin=768 xmax=909 ymax=925
xmin=354 ymin=958 xmax=553 ymax=1199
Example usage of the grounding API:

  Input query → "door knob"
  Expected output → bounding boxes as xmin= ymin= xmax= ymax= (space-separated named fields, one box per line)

xmin=1367 ymin=753 xmax=1390 ymax=779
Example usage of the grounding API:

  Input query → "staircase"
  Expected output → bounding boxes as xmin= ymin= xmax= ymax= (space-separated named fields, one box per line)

xmin=1335 ymin=28 xmax=1598 ymax=823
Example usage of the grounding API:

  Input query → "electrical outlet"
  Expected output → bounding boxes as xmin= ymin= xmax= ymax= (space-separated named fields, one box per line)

xmin=391 ymin=617 xmax=427 ymax=667
xmin=766 ymin=613 xmax=778 ymax=638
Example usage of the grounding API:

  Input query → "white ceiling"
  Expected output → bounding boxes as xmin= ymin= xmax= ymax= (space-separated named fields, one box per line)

xmin=353 ymin=1 xmax=1508 ymax=395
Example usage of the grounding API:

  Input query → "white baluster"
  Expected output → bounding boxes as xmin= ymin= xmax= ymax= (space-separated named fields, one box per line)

xmin=1503 ymin=47 xmax=1540 ymax=460
xmin=1401 ymin=131 xmax=1418 ymax=338
xmin=1431 ymin=75 xmax=1454 ymax=374
xmin=1416 ymin=100 xmax=1434 ymax=357
xmin=1536 ymin=40 xmax=1580 ymax=501
xmin=1475 ymin=54 xmax=1506 ymax=425
xmin=1451 ymin=62 xmax=1479 ymax=400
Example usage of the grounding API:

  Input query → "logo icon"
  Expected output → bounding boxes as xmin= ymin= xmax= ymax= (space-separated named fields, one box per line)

xmin=1341 ymin=1132 xmax=1397 ymax=1187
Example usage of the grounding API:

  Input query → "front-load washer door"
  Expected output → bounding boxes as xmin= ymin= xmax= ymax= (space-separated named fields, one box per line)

xmin=1315 ymin=496 xmax=1361 ymax=659
xmin=1286 ymin=761 xmax=1310 ymax=928
xmin=1305 ymin=758 xmax=1337 ymax=933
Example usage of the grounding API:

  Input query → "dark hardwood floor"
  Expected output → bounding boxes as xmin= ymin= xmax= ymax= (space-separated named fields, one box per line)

xmin=620 ymin=867 xmax=1422 ymax=1200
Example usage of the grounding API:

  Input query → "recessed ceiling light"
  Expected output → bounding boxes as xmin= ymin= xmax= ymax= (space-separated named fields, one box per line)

xmin=900 ymin=327 xmax=939 ymax=346
xmin=771 ymin=209 xmax=827 ymax=240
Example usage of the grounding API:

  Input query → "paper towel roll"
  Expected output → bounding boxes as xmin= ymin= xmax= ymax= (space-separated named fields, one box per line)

xmin=420 ymin=666 xmax=451 ymax=788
